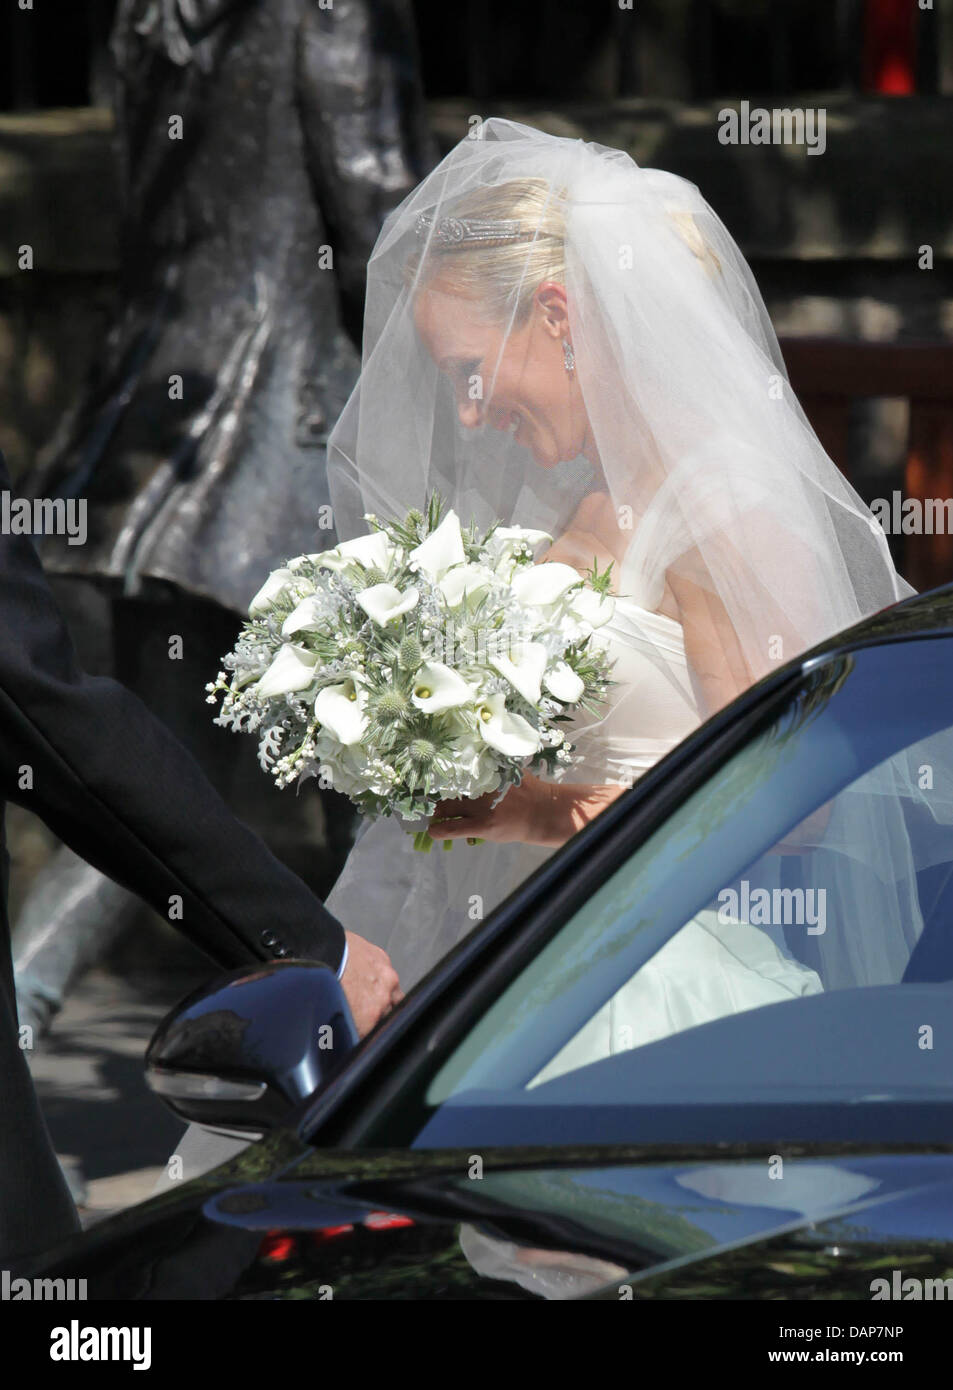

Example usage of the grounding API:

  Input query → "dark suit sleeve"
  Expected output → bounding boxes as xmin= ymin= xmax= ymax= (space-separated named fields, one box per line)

xmin=0 ymin=460 xmax=346 ymax=974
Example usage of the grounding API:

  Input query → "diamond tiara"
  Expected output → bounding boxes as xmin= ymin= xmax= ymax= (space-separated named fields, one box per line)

xmin=414 ymin=212 xmax=539 ymax=251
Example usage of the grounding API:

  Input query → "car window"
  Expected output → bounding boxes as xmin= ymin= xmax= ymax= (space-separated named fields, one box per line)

xmin=413 ymin=638 xmax=953 ymax=1138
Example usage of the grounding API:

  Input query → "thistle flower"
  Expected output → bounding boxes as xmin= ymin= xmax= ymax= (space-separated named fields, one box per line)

xmin=368 ymin=689 xmax=412 ymax=725
xmin=398 ymin=633 xmax=425 ymax=669
xmin=407 ymin=737 xmax=438 ymax=768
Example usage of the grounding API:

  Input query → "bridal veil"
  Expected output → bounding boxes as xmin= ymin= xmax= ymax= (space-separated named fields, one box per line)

xmin=325 ymin=117 xmax=953 ymax=991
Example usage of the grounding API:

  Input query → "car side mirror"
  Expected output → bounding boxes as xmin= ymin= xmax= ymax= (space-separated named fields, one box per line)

xmin=145 ymin=961 xmax=358 ymax=1136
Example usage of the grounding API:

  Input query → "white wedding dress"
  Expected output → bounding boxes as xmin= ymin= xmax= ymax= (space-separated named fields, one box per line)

xmin=326 ymin=581 xmax=823 ymax=1035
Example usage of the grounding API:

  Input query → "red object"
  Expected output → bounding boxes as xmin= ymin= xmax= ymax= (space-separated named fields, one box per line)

xmin=862 ymin=0 xmax=919 ymax=94
xmin=259 ymin=1231 xmax=297 ymax=1263
xmin=363 ymin=1211 xmax=415 ymax=1231
xmin=310 ymin=1223 xmax=356 ymax=1243
xmin=259 ymin=1214 xmax=411 ymax=1261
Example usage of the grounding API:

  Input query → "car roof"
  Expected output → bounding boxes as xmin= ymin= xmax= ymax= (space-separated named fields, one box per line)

xmin=798 ymin=580 xmax=953 ymax=668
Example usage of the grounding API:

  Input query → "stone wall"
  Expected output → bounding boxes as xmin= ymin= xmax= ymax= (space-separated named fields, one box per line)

xmin=1 ymin=95 xmax=951 ymax=482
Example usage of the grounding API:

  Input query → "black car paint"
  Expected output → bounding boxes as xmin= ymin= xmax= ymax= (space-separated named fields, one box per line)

xmin=18 ymin=1140 xmax=953 ymax=1300
xmin=16 ymin=584 xmax=953 ymax=1299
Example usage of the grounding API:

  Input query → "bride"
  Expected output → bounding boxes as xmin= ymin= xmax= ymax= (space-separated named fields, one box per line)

xmin=160 ymin=119 xmax=919 ymax=1187
xmin=322 ymin=117 xmax=911 ymax=1008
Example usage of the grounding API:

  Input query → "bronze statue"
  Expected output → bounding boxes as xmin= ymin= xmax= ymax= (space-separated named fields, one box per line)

xmin=15 ymin=0 xmax=435 ymax=1046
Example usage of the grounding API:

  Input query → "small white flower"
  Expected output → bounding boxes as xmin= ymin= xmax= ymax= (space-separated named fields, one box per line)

xmin=511 ymin=562 xmax=582 ymax=608
xmin=411 ymin=661 xmax=475 ymax=713
xmin=248 ymin=567 xmax=295 ymax=616
xmin=544 ymin=660 xmax=585 ymax=703
xmin=315 ymin=678 xmax=368 ymax=746
xmin=357 ymin=583 xmax=419 ymax=626
xmin=256 ymin=644 xmax=319 ymax=697
xmin=475 ymin=693 xmax=542 ymax=758
xmin=409 ymin=509 xmax=465 ymax=580
xmin=490 ymin=641 xmax=548 ymax=705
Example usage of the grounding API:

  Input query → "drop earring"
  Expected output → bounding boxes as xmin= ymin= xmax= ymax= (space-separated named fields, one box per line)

xmin=562 ymin=338 xmax=575 ymax=374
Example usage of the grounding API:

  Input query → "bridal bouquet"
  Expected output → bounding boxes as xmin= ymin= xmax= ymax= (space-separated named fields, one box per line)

xmin=207 ymin=497 xmax=614 ymax=849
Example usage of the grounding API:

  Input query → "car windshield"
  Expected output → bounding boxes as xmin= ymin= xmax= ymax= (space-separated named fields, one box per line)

xmin=404 ymin=637 xmax=953 ymax=1146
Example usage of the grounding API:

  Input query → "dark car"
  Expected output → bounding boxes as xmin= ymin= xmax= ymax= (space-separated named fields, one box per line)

xmin=17 ymin=584 xmax=953 ymax=1301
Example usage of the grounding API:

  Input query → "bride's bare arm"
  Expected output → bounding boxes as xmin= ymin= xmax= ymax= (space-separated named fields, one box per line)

xmin=429 ymin=773 xmax=625 ymax=847
xmin=666 ymin=518 xmax=829 ymax=718
xmin=542 ymin=491 xmax=624 ymax=583
xmin=666 ymin=565 xmax=754 ymax=717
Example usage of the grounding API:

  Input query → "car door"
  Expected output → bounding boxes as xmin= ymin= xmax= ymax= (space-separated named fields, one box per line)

xmin=19 ymin=631 xmax=953 ymax=1299
xmin=279 ymin=631 xmax=953 ymax=1296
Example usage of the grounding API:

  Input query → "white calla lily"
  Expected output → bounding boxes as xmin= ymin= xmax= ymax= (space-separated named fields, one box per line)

xmin=544 ymin=660 xmax=585 ymax=703
xmin=411 ymin=661 xmax=475 ymax=713
xmin=315 ymin=678 xmax=368 ymax=746
xmin=318 ymin=530 xmax=395 ymax=575
xmin=256 ymin=644 xmax=318 ymax=697
xmin=356 ymin=583 xmax=419 ymax=626
xmin=248 ymin=568 xmax=295 ymax=616
xmin=490 ymin=641 xmax=548 ymax=705
xmin=571 ymin=587 xmax=615 ymax=628
xmin=314 ymin=551 xmax=351 ymax=574
xmin=452 ymin=735 xmax=502 ymax=798
xmin=486 ymin=526 xmax=553 ymax=566
xmin=281 ymin=596 xmax=324 ymax=638
xmin=512 ymin=562 xmax=582 ymax=608
xmin=438 ymin=563 xmax=494 ymax=609
xmin=493 ymin=525 xmax=553 ymax=549
xmin=409 ymin=509 xmax=465 ymax=580
xmin=475 ymin=693 xmax=542 ymax=758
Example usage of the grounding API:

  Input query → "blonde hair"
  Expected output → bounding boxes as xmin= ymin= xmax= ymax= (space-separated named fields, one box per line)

xmin=403 ymin=175 xmax=723 ymax=328
xmin=404 ymin=178 xmax=567 ymax=325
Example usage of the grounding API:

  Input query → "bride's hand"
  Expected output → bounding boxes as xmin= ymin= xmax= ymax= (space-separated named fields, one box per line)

xmin=429 ymin=773 xmax=625 ymax=848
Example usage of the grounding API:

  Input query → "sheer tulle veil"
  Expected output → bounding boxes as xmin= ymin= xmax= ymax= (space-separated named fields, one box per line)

xmin=324 ymin=117 xmax=951 ymax=990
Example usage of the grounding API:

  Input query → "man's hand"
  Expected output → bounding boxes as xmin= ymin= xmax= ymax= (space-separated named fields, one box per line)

xmin=340 ymin=931 xmax=402 ymax=1036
